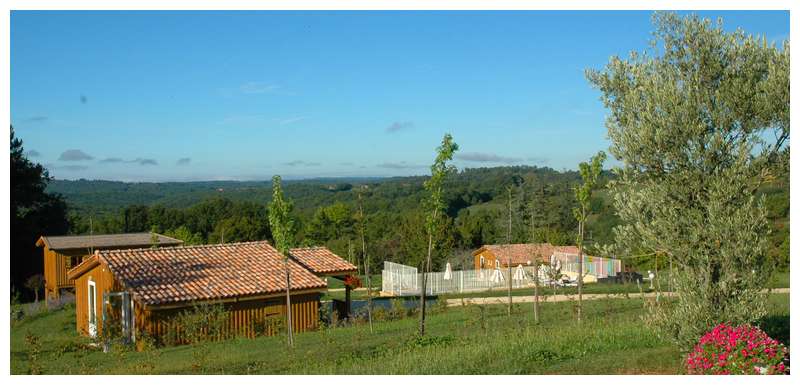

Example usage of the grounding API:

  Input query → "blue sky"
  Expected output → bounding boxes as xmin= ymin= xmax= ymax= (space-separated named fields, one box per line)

xmin=11 ymin=10 xmax=789 ymax=182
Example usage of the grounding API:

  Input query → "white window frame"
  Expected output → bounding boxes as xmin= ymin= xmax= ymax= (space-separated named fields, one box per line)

xmin=87 ymin=280 xmax=97 ymax=337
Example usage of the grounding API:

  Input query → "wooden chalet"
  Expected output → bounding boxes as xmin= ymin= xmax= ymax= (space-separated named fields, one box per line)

xmin=66 ymin=241 xmax=338 ymax=343
xmin=36 ymin=233 xmax=183 ymax=300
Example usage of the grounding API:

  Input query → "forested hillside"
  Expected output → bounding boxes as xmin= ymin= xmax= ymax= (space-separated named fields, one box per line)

xmin=47 ymin=163 xmax=788 ymax=273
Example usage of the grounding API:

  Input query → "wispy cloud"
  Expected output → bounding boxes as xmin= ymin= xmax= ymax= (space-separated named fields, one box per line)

xmin=59 ymin=149 xmax=93 ymax=161
xmin=385 ymin=121 xmax=414 ymax=133
xmin=456 ymin=152 xmax=523 ymax=163
xmin=60 ymin=165 xmax=89 ymax=171
xmin=527 ymin=156 xmax=549 ymax=164
xmin=177 ymin=157 xmax=191 ymax=166
xmin=240 ymin=82 xmax=280 ymax=94
xmin=278 ymin=116 xmax=306 ymax=125
xmin=133 ymin=158 xmax=158 ymax=166
xmin=27 ymin=150 xmax=41 ymax=158
xmin=283 ymin=160 xmax=321 ymax=167
xmin=99 ymin=157 xmax=158 ymax=165
xmin=376 ymin=161 xmax=425 ymax=169
xmin=24 ymin=116 xmax=48 ymax=123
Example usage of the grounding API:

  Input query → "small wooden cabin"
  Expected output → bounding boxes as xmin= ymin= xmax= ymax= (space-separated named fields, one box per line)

xmin=67 ymin=241 xmax=327 ymax=343
xmin=472 ymin=243 xmax=581 ymax=270
xmin=36 ymin=233 xmax=183 ymax=300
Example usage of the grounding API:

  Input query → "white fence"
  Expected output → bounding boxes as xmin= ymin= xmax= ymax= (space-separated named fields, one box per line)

xmin=382 ymin=261 xmax=549 ymax=296
xmin=381 ymin=253 xmax=623 ymax=296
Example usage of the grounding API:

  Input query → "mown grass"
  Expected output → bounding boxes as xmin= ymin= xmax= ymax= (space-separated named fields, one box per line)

xmin=10 ymin=293 xmax=789 ymax=374
xmin=327 ymin=270 xmax=789 ymax=301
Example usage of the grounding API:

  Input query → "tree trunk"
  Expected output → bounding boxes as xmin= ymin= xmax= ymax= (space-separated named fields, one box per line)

xmin=363 ymin=243 xmax=373 ymax=333
xmin=419 ymin=232 xmax=433 ymax=336
xmin=577 ymin=219 xmax=584 ymax=323
xmin=284 ymin=258 xmax=294 ymax=347
xmin=507 ymin=188 xmax=512 ymax=317
xmin=533 ymin=263 xmax=539 ymax=323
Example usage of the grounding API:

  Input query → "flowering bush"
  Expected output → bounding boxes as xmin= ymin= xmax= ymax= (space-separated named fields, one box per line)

xmin=343 ymin=275 xmax=362 ymax=290
xmin=686 ymin=323 xmax=789 ymax=375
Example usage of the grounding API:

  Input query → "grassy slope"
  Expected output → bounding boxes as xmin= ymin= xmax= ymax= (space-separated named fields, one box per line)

xmin=11 ymin=293 xmax=789 ymax=375
xmin=326 ymin=270 xmax=789 ymax=301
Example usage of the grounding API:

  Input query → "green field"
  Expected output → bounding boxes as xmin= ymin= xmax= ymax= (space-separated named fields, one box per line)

xmin=10 ymin=293 xmax=789 ymax=374
xmin=325 ymin=270 xmax=789 ymax=301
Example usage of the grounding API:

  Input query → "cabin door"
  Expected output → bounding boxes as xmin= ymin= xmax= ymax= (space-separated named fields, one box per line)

xmin=88 ymin=280 xmax=97 ymax=337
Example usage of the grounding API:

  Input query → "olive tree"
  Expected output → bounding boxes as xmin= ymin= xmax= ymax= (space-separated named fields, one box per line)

xmin=586 ymin=12 xmax=789 ymax=349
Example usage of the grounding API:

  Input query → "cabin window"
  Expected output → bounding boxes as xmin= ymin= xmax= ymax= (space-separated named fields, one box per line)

xmin=88 ymin=280 xmax=97 ymax=337
xmin=480 ymin=256 xmax=485 ymax=268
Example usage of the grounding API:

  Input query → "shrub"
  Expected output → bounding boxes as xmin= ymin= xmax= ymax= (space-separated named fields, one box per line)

xmin=25 ymin=331 xmax=42 ymax=374
xmin=388 ymin=298 xmax=407 ymax=320
xmin=165 ymin=302 xmax=229 ymax=345
xmin=685 ymin=324 xmax=788 ymax=375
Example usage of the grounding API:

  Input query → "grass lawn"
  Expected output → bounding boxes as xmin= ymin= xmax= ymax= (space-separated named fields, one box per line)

xmin=326 ymin=270 xmax=790 ymax=301
xmin=10 ymin=293 xmax=789 ymax=374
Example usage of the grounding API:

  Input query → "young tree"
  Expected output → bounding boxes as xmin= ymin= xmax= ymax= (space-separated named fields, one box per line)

xmin=528 ymin=183 xmax=541 ymax=323
xmin=24 ymin=274 xmax=44 ymax=305
xmin=356 ymin=190 xmax=373 ymax=332
xmin=150 ymin=225 xmax=160 ymax=249
xmin=268 ymin=175 xmax=296 ymax=347
xmin=587 ymin=12 xmax=789 ymax=348
xmin=505 ymin=186 xmax=513 ymax=316
xmin=419 ymin=133 xmax=459 ymax=336
xmin=573 ymin=151 xmax=606 ymax=323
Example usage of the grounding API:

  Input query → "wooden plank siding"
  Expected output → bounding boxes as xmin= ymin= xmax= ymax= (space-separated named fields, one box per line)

xmin=72 ymin=258 xmax=322 ymax=344
xmin=73 ymin=261 xmax=122 ymax=335
xmin=135 ymin=293 xmax=320 ymax=344
xmin=43 ymin=247 xmax=85 ymax=297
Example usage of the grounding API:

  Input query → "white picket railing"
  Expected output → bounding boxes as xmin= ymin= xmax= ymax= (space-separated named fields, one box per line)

xmin=381 ymin=254 xmax=623 ymax=296
xmin=382 ymin=261 xmax=552 ymax=296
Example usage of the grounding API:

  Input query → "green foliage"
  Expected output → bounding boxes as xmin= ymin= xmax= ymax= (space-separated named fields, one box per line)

xmin=25 ymin=331 xmax=42 ymax=374
xmin=423 ymin=133 xmax=460 ymax=236
xmin=268 ymin=175 xmax=295 ymax=255
xmin=164 ymin=303 xmax=229 ymax=346
xmin=587 ymin=12 xmax=789 ymax=349
xmin=10 ymin=126 xmax=69 ymax=300
xmin=163 ymin=225 xmax=203 ymax=246
xmin=51 ymin=163 xmax=787 ymax=275
xmin=573 ymin=151 xmax=606 ymax=248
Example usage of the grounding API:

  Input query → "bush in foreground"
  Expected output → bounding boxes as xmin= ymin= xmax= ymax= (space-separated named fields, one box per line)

xmin=686 ymin=324 xmax=788 ymax=375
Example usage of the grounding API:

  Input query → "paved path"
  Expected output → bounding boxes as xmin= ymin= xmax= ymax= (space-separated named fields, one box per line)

xmin=446 ymin=288 xmax=789 ymax=307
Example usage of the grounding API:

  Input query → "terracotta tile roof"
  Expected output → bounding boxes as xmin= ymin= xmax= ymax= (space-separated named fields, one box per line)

xmin=553 ymin=245 xmax=581 ymax=255
xmin=289 ymin=247 xmax=358 ymax=275
xmin=91 ymin=241 xmax=326 ymax=306
xmin=479 ymin=243 xmax=554 ymax=265
xmin=37 ymin=233 xmax=183 ymax=251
